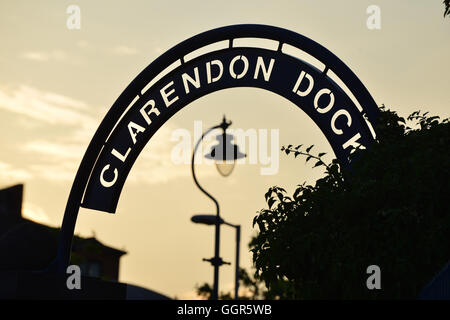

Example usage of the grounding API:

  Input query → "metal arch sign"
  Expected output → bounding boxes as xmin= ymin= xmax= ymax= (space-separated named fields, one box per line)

xmin=55 ymin=24 xmax=379 ymax=272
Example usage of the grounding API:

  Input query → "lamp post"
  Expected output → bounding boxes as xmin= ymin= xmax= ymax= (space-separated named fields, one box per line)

xmin=191 ymin=116 xmax=245 ymax=300
xmin=191 ymin=215 xmax=241 ymax=300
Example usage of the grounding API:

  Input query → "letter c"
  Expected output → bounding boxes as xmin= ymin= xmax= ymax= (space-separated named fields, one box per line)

xmin=331 ymin=109 xmax=352 ymax=135
xmin=100 ymin=164 xmax=118 ymax=188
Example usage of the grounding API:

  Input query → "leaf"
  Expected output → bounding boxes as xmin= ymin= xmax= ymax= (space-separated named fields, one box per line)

xmin=318 ymin=152 xmax=326 ymax=157
xmin=293 ymin=188 xmax=302 ymax=200
xmin=428 ymin=116 xmax=440 ymax=122
xmin=295 ymin=144 xmax=303 ymax=150
xmin=306 ymin=155 xmax=312 ymax=163
xmin=306 ymin=145 xmax=314 ymax=153
xmin=268 ymin=197 xmax=276 ymax=209
xmin=277 ymin=192 xmax=284 ymax=201
xmin=313 ymin=160 xmax=322 ymax=168
xmin=285 ymin=149 xmax=291 ymax=155
xmin=294 ymin=151 xmax=300 ymax=158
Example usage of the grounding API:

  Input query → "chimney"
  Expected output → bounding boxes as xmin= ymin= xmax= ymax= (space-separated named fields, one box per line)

xmin=0 ymin=184 xmax=24 ymax=228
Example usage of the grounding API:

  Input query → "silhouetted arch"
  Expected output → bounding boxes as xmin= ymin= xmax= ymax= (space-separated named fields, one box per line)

xmin=54 ymin=24 xmax=379 ymax=272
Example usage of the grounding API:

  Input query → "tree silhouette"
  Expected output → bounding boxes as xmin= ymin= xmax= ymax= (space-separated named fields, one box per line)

xmin=251 ymin=107 xmax=450 ymax=299
xmin=195 ymin=267 xmax=265 ymax=300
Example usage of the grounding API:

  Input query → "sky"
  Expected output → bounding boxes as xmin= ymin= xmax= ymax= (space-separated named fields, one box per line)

xmin=0 ymin=1 xmax=448 ymax=299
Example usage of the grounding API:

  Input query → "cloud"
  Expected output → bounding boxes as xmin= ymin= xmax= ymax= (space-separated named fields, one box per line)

xmin=0 ymin=84 xmax=211 ymax=185
xmin=23 ymin=141 xmax=86 ymax=161
xmin=29 ymin=163 xmax=77 ymax=182
xmin=112 ymin=45 xmax=139 ymax=56
xmin=42 ymin=91 xmax=88 ymax=111
xmin=0 ymin=85 xmax=97 ymax=182
xmin=0 ymin=161 xmax=33 ymax=182
xmin=20 ymin=50 xmax=68 ymax=62
xmin=22 ymin=202 xmax=51 ymax=225
xmin=22 ymin=125 xmax=201 ymax=184
xmin=20 ymin=52 xmax=48 ymax=61
xmin=76 ymin=40 xmax=89 ymax=48
xmin=20 ymin=141 xmax=83 ymax=182
xmin=0 ymin=85 xmax=94 ymax=126
xmin=113 ymin=123 xmax=198 ymax=185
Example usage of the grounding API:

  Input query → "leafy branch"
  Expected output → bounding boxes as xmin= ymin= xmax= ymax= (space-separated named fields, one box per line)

xmin=281 ymin=144 xmax=330 ymax=170
xmin=406 ymin=110 xmax=448 ymax=132
xmin=251 ymin=106 xmax=450 ymax=299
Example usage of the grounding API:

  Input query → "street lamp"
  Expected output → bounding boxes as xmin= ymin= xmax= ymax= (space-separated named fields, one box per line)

xmin=205 ymin=132 xmax=245 ymax=177
xmin=191 ymin=214 xmax=241 ymax=300
xmin=191 ymin=116 xmax=245 ymax=300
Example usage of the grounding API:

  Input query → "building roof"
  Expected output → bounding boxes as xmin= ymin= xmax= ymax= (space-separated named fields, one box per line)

xmin=0 ymin=184 xmax=126 ymax=272
xmin=72 ymin=237 xmax=127 ymax=257
xmin=0 ymin=183 xmax=170 ymax=300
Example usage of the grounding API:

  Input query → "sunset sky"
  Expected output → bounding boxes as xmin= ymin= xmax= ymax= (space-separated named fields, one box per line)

xmin=0 ymin=1 xmax=448 ymax=298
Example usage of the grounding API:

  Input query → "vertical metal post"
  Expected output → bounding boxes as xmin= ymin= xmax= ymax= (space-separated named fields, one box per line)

xmin=235 ymin=225 xmax=240 ymax=300
xmin=191 ymin=125 xmax=221 ymax=300
xmin=213 ymin=218 xmax=220 ymax=300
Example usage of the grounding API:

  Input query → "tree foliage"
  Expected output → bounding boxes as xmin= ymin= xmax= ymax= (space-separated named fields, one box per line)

xmin=250 ymin=107 xmax=450 ymax=299
xmin=195 ymin=267 xmax=269 ymax=300
xmin=445 ymin=0 xmax=450 ymax=17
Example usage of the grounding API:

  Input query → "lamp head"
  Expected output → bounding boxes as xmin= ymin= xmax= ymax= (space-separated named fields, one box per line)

xmin=205 ymin=131 xmax=246 ymax=177
xmin=191 ymin=214 xmax=224 ymax=225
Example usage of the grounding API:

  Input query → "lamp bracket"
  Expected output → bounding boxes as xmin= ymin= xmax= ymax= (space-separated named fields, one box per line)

xmin=202 ymin=257 xmax=231 ymax=267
